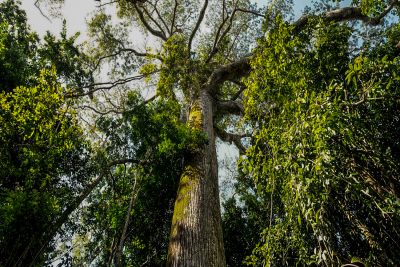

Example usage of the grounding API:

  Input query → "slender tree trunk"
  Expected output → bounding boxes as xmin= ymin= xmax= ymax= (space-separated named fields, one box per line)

xmin=114 ymin=174 xmax=139 ymax=266
xmin=167 ymin=89 xmax=226 ymax=266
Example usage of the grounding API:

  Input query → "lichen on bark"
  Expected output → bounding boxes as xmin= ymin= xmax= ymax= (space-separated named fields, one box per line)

xmin=170 ymin=165 xmax=200 ymax=237
xmin=188 ymin=101 xmax=203 ymax=130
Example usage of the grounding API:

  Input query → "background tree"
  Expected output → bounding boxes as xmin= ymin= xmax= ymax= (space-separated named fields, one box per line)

xmin=0 ymin=1 xmax=94 ymax=265
xmin=242 ymin=1 xmax=400 ymax=266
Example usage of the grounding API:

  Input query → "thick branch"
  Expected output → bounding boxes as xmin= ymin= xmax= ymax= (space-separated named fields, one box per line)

xmin=206 ymin=57 xmax=251 ymax=96
xmin=148 ymin=0 xmax=170 ymax=35
xmin=294 ymin=1 xmax=399 ymax=31
xmin=205 ymin=2 xmax=399 ymax=93
xmin=215 ymin=127 xmax=247 ymax=154
xmin=216 ymin=100 xmax=243 ymax=116
xmin=188 ymin=0 xmax=209 ymax=54
xmin=121 ymin=48 xmax=162 ymax=60
xmin=206 ymin=3 xmax=238 ymax=63
xmin=142 ymin=4 xmax=168 ymax=38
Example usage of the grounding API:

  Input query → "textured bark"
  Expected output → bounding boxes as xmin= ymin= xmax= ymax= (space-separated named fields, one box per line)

xmin=167 ymin=89 xmax=225 ymax=267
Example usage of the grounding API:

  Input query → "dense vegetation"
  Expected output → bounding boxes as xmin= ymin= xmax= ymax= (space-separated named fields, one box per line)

xmin=1 ymin=0 xmax=400 ymax=266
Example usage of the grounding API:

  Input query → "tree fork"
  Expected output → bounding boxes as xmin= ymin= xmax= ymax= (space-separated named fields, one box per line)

xmin=167 ymin=90 xmax=225 ymax=266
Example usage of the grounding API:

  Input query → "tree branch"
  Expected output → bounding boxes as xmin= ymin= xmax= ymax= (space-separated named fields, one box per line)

xmin=294 ymin=1 xmax=400 ymax=31
xmin=235 ymin=7 xmax=265 ymax=18
xmin=66 ymin=73 xmax=157 ymax=99
xmin=142 ymin=4 xmax=168 ymax=38
xmin=79 ymin=93 xmax=158 ymax=117
xmin=205 ymin=2 xmax=400 ymax=92
xmin=78 ymin=105 xmax=123 ymax=115
xmin=31 ymin=158 xmax=146 ymax=266
xmin=121 ymin=47 xmax=162 ymax=60
xmin=170 ymin=0 xmax=179 ymax=34
xmin=114 ymin=173 xmax=139 ymax=266
xmin=205 ymin=57 xmax=251 ymax=96
xmin=34 ymin=0 xmax=51 ymax=22
xmin=206 ymin=19 xmax=228 ymax=62
xmin=216 ymin=100 xmax=243 ymax=116
xmin=92 ymin=48 xmax=161 ymax=72
xmin=215 ymin=127 xmax=247 ymax=154
xmin=97 ymin=1 xmax=118 ymax=8
xmin=188 ymin=0 xmax=209 ymax=54
xmin=132 ymin=2 xmax=167 ymax=40
xmin=230 ymin=81 xmax=246 ymax=101
xmin=206 ymin=3 xmax=238 ymax=63
xmin=148 ymin=0 xmax=170 ymax=35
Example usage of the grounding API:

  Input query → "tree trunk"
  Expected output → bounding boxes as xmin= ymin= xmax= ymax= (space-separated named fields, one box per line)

xmin=167 ymin=90 xmax=226 ymax=266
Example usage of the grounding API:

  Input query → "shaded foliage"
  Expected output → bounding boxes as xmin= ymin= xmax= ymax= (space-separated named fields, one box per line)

xmin=0 ymin=68 xmax=93 ymax=266
xmin=243 ymin=10 xmax=400 ymax=267
xmin=59 ymin=93 xmax=207 ymax=266
xmin=0 ymin=1 xmax=94 ymax=265
xmin=0 ymin=0 xmax=92 ymax=93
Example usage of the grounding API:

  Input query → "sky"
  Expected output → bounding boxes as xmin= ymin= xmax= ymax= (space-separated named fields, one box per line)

xmin=21 ymin=0 xmax=97 ymax=41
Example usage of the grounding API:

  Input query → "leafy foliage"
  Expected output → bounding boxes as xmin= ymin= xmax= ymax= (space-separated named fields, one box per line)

xmin=0 ymin=0 xmax=92 ymax=93
xmin=61 ymin=92 xmax=207 ymax=265
xmin=243 ymin=13 xmax=400 ymax=266
xmin=0 ymin=0 xmax=39 ymax=91
xmin=0 ymin=68 xmax=93 ymax=266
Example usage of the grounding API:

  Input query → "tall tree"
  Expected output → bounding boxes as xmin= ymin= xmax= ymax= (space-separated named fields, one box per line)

xmin=78 ymin=1 xmax=262 ymax=265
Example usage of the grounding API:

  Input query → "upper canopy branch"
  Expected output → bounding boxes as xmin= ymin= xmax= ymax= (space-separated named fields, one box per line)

xmin=206 ymin=1 xmax=238 ymax=63
xmin=34 ymin=0 xmax=51 ymax=22
xmin=66 ymin=73 xmax=157 ymax=98
xmin=170 ymin=0 xmax=179 ymax=34
xmin=92 ymin=48 xmax=161 ymax=72
xmin=131 ymin=1 xmax=167 ymax=40
xmin=188 ymin=0 xmax=209 ymax=54
xmin=148 ymin=0 xmax=171 ymax=35
xmin=205 ymin=2 xmax=399 ymax=94
xmin=294 ymin=1 xmax=400 ymax=30
xmin=206 ymin=3 xmax=264 ymax=63
xmin=141 ymin=2 xmax=168 ymax=38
